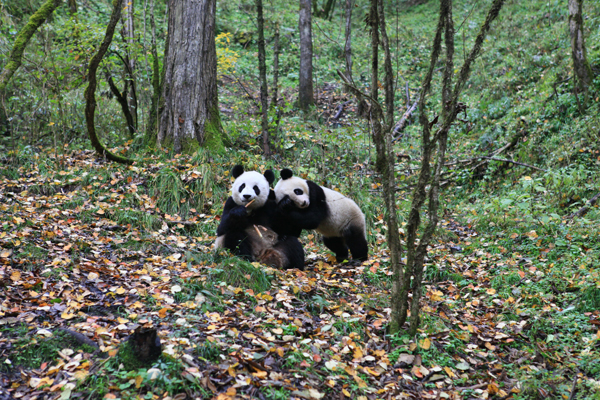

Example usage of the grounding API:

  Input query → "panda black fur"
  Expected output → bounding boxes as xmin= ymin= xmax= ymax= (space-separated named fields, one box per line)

xmin=215 ymin=165 xmax=304 ymax=270
xmin=273 ymin=169 xmax=368 ymax=263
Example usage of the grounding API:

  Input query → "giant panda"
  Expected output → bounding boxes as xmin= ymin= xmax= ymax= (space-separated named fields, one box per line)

xmin=215 ymin=165 xmax=304 ymax=270
xmin=273 ymin=169 xmax=368 ymax=263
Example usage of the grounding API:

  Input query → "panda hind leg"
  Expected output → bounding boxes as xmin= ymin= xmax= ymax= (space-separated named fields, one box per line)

xmin=275 ymin=236 xmax=305 ymax=270
xmin=323 ymin=236 xmax=349 ymax=263
xmin=343 ymin=225 xmax=368 ymax=262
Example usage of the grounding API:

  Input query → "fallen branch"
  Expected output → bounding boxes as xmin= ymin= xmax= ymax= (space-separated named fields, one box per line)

xmin=481 ymin=156 xmax=548 ymax=172
xmin=332 ymin=100 xmax=351 ymax=121
xmin=392 ymin=98 xmax=419 ymax=141
xmin=567 ymin=191 xmax=600 ymax=219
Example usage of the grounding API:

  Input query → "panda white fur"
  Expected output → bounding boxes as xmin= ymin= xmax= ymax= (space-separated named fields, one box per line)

xmin=215 ymin=165 xmax=304 ymax=270
xmin=273 ymin=169 xmax=368 ymax=263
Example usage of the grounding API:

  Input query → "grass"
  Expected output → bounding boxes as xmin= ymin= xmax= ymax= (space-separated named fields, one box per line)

xmin=1 ymin=325 xmax=96 ymax=372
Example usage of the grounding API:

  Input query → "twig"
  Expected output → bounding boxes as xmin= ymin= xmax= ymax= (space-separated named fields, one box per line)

xmin=233 ymin=74 xmax=260 ymax=108
xmin=567 ymin=191 xmax=600 ymax=219
xmin=568 ymin=373 xmax=578 ymax=400
xmin=481 ymin=156 xmax=548 ymax=172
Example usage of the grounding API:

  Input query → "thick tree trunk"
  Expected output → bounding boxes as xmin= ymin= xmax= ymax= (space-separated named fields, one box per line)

xmin=84 ymin=0 xmax=134 ymax=165
xmin=298 ymin=0 xmax=314 ymax=111
xmin=0 ymin=0 xmax=62 ymax=94
xmin=568 ymin=0 xmax=592 ymax=109
xmin=256 ymin=0 xmax=271 ymax=156
xmin=158 ymin=0 xmax=224 ymax=153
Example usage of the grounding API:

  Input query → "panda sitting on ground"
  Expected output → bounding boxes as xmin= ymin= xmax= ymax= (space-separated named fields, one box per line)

xmin=273 ymin=168 xmax=368 ymax=263
xmin=215 ymin=165 xmax=304 ymax=270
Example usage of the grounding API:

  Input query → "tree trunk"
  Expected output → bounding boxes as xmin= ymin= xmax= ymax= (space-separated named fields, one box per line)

xmin=256 ymin=0 xmax=271 ymax=156
xmin=344 ymin=0 xmax=353 ymax=83
xmin=121 ymin=0 xmax=138 ymax=130
xmin=84 ymin=0 xmax=134 ymax=165
xmin=568 ymin=0 xmax=592 ymax=110
xmin=158 ymin=0 xmax=224 ymax=153
xmin=271 ymin=24 xmax=280 ymax=108
xmin=145 ymin=0 xmax=161 ymax=143
xmin=0 ymin=0 xmax=62 ymax=94
xmin=298 ymin=0 xmax=314 ymax=111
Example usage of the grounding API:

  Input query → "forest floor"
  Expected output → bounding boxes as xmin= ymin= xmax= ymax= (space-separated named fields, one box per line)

xmin=1 ymin=151 xmax=599 ymax=400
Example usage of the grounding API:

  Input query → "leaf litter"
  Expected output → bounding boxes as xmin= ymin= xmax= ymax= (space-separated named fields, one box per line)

xmin=1 ymin=150 xmax=599 ymax=399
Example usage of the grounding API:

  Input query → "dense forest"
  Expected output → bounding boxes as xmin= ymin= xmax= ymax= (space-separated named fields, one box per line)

xmin=1 ymin=0 xmax=599 ymax=399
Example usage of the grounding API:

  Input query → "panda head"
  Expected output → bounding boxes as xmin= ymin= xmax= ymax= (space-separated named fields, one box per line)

xmin=231 ymin=165 xmax=275 ymax=210
xmin=274 ymin=169 xmax=310 ymax=208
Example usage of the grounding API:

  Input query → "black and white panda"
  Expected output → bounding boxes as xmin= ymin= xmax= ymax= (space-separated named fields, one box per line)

xmin=273 ymin=169 xmax=368 ymax=263
xmin=215 ymin=165 xmax=304 ymax=270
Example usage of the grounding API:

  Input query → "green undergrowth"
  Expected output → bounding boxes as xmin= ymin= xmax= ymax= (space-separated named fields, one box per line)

xmin=1 ymin=325 xmax=96 ymax=373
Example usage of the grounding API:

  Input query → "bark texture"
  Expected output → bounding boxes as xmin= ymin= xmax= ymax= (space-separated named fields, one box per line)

xmin=256 ymin=0 xmax=271 ymax=155
xmin=158 ymin=0 xmax=224 ymax=153
xmin=568 ymin=0 xmax=592 ymax=109
xmin=298 ymin=0 xmax=314 ymax=111
xmin=84 ymin=0 xmax=133 ymax=165
xmin=145 ymin=0 xmax=161 ymax=142
xmin=344 ymin=0 xmax=353 ymax=83
xmin=0 ymin=0 xmax=62 ymax=94
xmin=271 ymin=24 xmax=280 ymax=108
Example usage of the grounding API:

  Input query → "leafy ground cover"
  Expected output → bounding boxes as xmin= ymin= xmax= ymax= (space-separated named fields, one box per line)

xmin=1 ymin=148 xmax=599 ymax=400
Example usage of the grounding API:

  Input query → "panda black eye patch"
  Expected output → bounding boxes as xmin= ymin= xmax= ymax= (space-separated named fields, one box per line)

xmin=294 ymin=189 xmax=303 ymax=195
xmin=253 ymin=185 xmax=260 ymax=195
xmin=238 ymin=183 xmax=245 ymax=192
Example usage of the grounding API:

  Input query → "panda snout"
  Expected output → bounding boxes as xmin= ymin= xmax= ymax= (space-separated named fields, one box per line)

xmin=301 ymin=200 xmax=309 ymax=208
xmin=243 ymin=194 xmax=252 ymax=200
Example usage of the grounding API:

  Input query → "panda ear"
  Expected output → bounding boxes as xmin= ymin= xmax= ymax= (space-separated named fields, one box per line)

xmin=264 ymin=169 xmax=275 ymax=185
xmin=280 ymin=168 xmax=293 ymax=180
xmin=232 ymin=165 xmax=244 ymax=178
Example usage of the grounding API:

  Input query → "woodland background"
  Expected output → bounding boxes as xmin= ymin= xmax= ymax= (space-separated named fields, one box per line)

xmin=0 ymin=0 xmax=599 ymax=399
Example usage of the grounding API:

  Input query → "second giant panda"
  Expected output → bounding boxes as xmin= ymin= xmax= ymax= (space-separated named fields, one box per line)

xmin=215 ymin=165 xmax=304 ymax=270
xmin=273 ymin=169 xmax=368 ymax=263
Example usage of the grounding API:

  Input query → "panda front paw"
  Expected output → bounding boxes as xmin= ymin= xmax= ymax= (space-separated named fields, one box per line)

xmin=278 ymin=195 xmax=295 ymax=210
xmin=230 ymin=205 xmax=248 ymax=219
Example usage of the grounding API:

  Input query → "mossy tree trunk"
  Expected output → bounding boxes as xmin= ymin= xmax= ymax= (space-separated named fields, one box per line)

xmin=84 ymin=0 xmax=134 ymax=165
xmin=568 ymin=0 xmax=592 ymax=110
xmin=157 ymin=0 xmax=225 ymax=154
xmin=0 ymin=0 xmax=62 ymax=94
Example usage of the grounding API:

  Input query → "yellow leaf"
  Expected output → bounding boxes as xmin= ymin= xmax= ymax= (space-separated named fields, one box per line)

xmin=135 ymin=374 xmax=144 ymax=388
xmin=61 ymin=311 xmax=76 ymax=320
xmin=342 ymin=389 xmax=351 ymax=397
xmin=443 ymin=366 xmax=455 ymax=378
xmin=353 ymin=347 xmax=363 ymax=360
xmin=353 ymin=374 xmax=367 ymax=388
xmin=10 ymin=270 xmax=20 ymax=281
xmin=420 ymin=338 xmax=431 ymax=350
xmin=158 ymin=308 xmax=169 ymax=318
